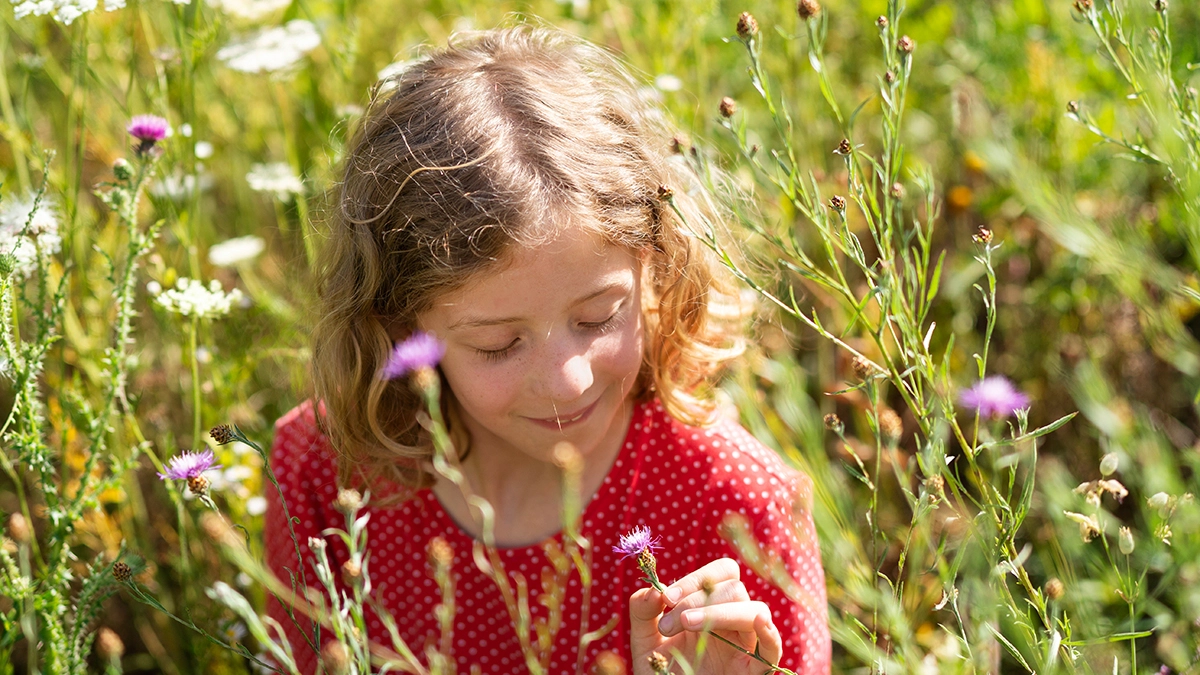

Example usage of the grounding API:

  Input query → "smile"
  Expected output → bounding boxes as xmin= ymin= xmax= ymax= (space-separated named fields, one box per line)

xmin=528 ymin=400 xmax=598 ymax=429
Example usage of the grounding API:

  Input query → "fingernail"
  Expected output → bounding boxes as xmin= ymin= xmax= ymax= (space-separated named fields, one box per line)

xmin=664 ymin=587 xmax=681 ymax=604
xmin=658 ymin=613 xmax=678 ymax=635
xmin=681 ymin=609 xmax=702 ymax=629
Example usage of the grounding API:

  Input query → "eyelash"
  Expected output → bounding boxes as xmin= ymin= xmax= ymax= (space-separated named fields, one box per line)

xmin=475 ymin=311 xmax=621 ymax=362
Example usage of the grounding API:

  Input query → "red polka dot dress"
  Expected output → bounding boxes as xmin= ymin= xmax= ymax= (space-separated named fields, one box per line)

xmin=264 ymin=398 xmax=830 ymax=674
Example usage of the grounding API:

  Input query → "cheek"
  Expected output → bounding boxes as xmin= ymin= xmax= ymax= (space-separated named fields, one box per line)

xmin=595 ymin=314 xmax=644 ymax=379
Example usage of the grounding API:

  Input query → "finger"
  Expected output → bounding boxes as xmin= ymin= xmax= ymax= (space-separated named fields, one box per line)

xmin=677 ymin=601 xmax=784 ymax=665
xmin=628 ymin=586 xmax=669 ymax=642
xmin=661 ymin=557 xmax=741 ymax=606
xmin=657 ymin=579 xmax=748 ymax=636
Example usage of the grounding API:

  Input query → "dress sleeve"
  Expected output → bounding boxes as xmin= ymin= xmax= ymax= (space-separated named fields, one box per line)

xmin=706 ymin=462 xmax=831 ymax=675
xmin=263 ymin=405 xmax=334 ymax=675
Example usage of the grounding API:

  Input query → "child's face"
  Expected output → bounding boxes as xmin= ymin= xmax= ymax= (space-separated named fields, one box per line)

xmin=417 ymin=226 xmax=645 ymax=466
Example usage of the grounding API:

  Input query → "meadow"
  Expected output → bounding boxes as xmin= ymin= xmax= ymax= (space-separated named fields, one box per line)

xmin=0 ymin=0 xmax=1198 ymax=673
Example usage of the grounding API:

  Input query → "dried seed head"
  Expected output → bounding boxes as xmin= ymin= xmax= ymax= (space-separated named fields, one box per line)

xmin=335 ymin=488 xmax=363 ymax=514
xmin=884 ymin=70 xmax=897 ymax=84
xmin=823 ymin=413 xmax=844 ymax=434
xmin=209 ymin=424 xmax=235 ymax=445
xmin=890 ymin=182 xmax=905 ymax=199
xmin=1067 ymin=100 xmax=1080 ymax=114
xmin=186 ymin=474 xmax=210 ymax=497
xmin=852 ymin=355 xmax=874 ymax=379
xmin=648 ymin=652 xmax=670 ymax=674
xmin=657 ymin=184 xmax=675 ymax=201
xmin=1045 ymin=577 xmax=1065 ymax=600
xmin=924 ymin=474 xmax=945 ymax=503
xmin=879 ymin=409 xmax=903 ymax=442
xmin=341 ymin=558 xmax=362 ymax=584
xmin=428 ymin=536 xmax=453 ymax=568
xmin=96 ymin=627 xmax=125 ymax=660
xmin=320 ymin=640 xmax=351 ymax=675
xmin=670 ymin=134 xmax=690 ymax=154
xmin=897 ymin=35 xmax=915 ymax=54
xmin=835 ymin=138 xmax=852 ymax=155
xmin=796 ymin=0 xmax=820 ymax=19
xmin=593 ymin=651 xmax=626 ymax=675
xmin=972 ymin=227 xmax=994 ymax=244
xmin=719 ymin=96 xmax=738 ymax=118
xmin=876 ymin=15 xmax=888 ymax=29
xmin=737 ymin=12 xmax=759 ymax=40
xmin=7 ymin=513 xmax=30 ymax=544
xmin=112 ymin=561 xmax=133 ymax=582
xmin=829 ymin=195 xmax=847 ymax=211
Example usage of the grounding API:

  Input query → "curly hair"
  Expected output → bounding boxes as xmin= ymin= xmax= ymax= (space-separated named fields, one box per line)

xmin=311 ymin=25 xmax=746 ymax=493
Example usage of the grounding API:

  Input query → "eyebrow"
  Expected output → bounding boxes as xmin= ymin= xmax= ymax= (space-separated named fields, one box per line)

xmin=446 ymin=280 xmax=631 ymax=331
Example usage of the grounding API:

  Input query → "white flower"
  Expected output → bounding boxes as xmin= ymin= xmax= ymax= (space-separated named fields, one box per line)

xmin=0 ymin=193 xmax=62 ymax=277
xmin=246 ymin=496 xmax=267 ymax=516
xmin=207 ymin=0 xmax=291 ymax=21
xmin=654 ymin=74 xmax=683 ymax=92
xmin=217 ymin=20 xmax=320 ymax=74
xmin=194 ymin=141 xmax=214 ymax=159
xmin=208 ymin=235 xmax=264 ymax=267
xmin=246 ymin=163 xmax=303 ymax=200
xmin=154 ymin=277 xmax=244 ymax=319
xmin=150 ymin=170 xmax=213 ymax=201
xmin=12 ymin=0 xmax=122 ymax=24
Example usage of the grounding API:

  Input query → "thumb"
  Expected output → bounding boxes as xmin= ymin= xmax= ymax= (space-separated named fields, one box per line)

xmin=628 ymin=586 xmax=669 ymax=648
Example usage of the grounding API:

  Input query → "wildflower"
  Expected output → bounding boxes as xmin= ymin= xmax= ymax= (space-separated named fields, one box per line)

xmin=1099 ymin=452 xmax=1119 ymax=476
xmin=207 ymin=235 xmax=265 ymax=267
xmin=96 ymin=627 xmax=124 ymax=660
xmin=890 ymin=182 xmax=905 ymax=199
xmin=796 ymin=0 xmax=820 ymax=20
xmin=1064 ymin=511 xmax=1101 ymax=542
xmin=154 ymin=278 xmax=244 ymax=319
xmin=217 ymin=20 xmax=321 ymax=74
xmin=656 ymin=184 xmax=674 ymax=201
xmin=823 ymin=413 xmax=844 ymax=434
xmin=127 ymin=115 xmax=170 ymax=157
xmin=320 ymin=640 xmax=351 ymax=675
xmin=246 ymin=496 xmax=267 ymax=516
xmin=897 ymin=35 xmax=915 ymax=54
xmin=334 ymin=488 xmax=363 ymax=514
xmin=158 ymin=448 xmax=222 ymax=482
xmin=341 ymin=558 xmax=362 ymax=584
xmin=959 ymin=375 xmax=1030 ymax=419
xmin=1147 ymin=492 xmax=1170 ymax=510
xmin=11 ymin=0 xmax=127 ymax=24
xmin=615 ymin=526 xmax=665 ymax=590
xmin=0 ymin=194 xmax=63 ymax=278
xmin=7 ymin=513 xmax=30 ymax=544
xmin=207 ymin=0 xmax=291 ymax=21
xmin=112 ymin=561 xmax=132 ymax=582
xmin=1044 ymin=577 xmax=1065 ymax=600
xmin=149 ymin=170 xmax=213 ymax=201
xmin=210 ymin=424 xmax=235 ymax=445
xmin=1075 ymin=479 xmax=1128 ymax=505
xmin=736 ymin=12 xmax=759 ymax=40
xmin=719 ymin=96 xmax=737 ymax=118
xmin=1119 ymin=527 xmax=1135 ymax=555
xmin=835 ymin=138 xmax=852 ymax=155
xmin=246 ymin=162 xmax=304 ymax=200
xmin=383 ymin=331 xmax=445 ymax=380
xmin=876 ymin=15 xmax=888 ymax=29
xmin=195 ymin=141 xmax=214 ymax=159
xmin=972 ymin=227 xmax=993 ymax=244
xmin=648 ymin=652 xmax=670 ymax=675
xmin=829 ymin=195 xmax=847 ymax=212
xmin=654 ymin=74 xmax=683 ymax=92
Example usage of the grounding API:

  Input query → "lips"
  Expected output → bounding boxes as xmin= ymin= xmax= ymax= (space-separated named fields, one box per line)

xmin=527 ymin=399 xmax=599 ymax=430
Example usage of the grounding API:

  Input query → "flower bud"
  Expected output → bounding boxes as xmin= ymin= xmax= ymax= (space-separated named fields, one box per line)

xmin=736 ymin=12 xmax=759 ymax=40
xmin=719 ymin=96 xmax=737 ymax=118
xmin=796 ymin=0 xmax=820 ymax=19
xmin=1067 ymin=100 xmax=1080 ymax=114
xmin=876 ymin=15 xmax=888 ymax=29
xmin=890 ymin=182 xmax=905 ymax=199
xmin=829 ymin=195 xmax=847 ymax=212
xmin=898 ymin=35 xmax=915 ymax=54
xmin=112 ymin=561 xmax=133 ymax=582
xmin=428 ymin=536 xmax=454 ymax=569
xmin=823 ymin=413 xmax=844 ymax=435
xmin=972 ymin=227 xmax=993 ymax=244
xmin=835 ymin=138 xmax=852 ymax=155
xmin=0 ymin=253 xmax=18 ymax=278
xmin=1154 ymin=0 xmax=1166 ymax=11
xmin=341 ymin=558 xmax=362 ymax=585
xmin=879 ymin=409 xmax=903 ymax=443
xmin=1099 ymin=453 xmax=1119 ymax=476
xmin=186 ymin=474 xmax=210 ymax=497
xmin=884 ymin=70 xmax=896 ymax=84
xmin=7 ymin=513 xmax=30 ymax=544
xmin=593 ymin=651 xmax=626 ymax=675
xmin=320 ymin=640 xmax=351 ymax=675
xmin=1045 ymin=577 xmax=1065 ymax=600
xmin=113 ymin=158 xmax=134 ymax=182
xmin=1147 ymin=492 xmax=1170 ymax=510
xmin=209 ymin=424 xmax=235 ymax=445
xmin=1119 ymin=526 xmax=1135 ymax=555
xmin=656 ymin=184 xmax=674 ymax=201
xmin=648 ymin=652 xmax=670 ymax=675
xmin=335 ymin=488 xmax=363 ymax=514
xmin=852 ymin=355 xmax=874 ymax=379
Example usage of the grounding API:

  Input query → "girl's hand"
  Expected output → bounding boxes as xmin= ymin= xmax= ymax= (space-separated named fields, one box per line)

xmin=628 ymin=558 xmax=783 ymax=675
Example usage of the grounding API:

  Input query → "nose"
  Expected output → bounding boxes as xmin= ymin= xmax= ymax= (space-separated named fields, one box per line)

xmin=533 ymin=340 xmax=594 ymax=405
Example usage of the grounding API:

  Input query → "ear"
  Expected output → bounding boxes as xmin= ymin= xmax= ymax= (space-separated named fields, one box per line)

xmin=378 ymin=315 xmax=411 ymax=342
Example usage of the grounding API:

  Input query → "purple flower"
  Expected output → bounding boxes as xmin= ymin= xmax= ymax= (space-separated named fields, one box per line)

xmin=613 ymin=525 xmax=660 ymax=559
xmin=959 ymin=376 xmax=1030 ymax=419
xmin=127 ymin=115 xmax=170 ymax=142
xmin=157 ymin=449 xmax=222 ymax=480
xmin=382 ymin=331 xmax=444 ymax=380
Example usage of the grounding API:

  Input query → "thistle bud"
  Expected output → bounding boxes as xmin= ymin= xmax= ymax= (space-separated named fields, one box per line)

xmin=335 ymin=488 xmax=363 ymax=514
xmin=897 ymin=35 xmax=915 ymax=54
xmin=1119 ymin=526 xmax=1135 ymax=555
xmin=112 ymin=561 xmax=132 ymax=582
xmin=736 ymin=12 xmax=759 ymax=40
xmin=96 ymin=627 xmax=125 ymax=661
xmin=113 ymin=158 xmax=134 ymax=182
xmin=0 ymin=253 xmax=17 ymax=278
xmin=1100 ymin=453 xmax=1119 ymax=476
xmin=320 ymin=640 xmax=351 ymax=675
xmin=648 ymin=652 xmax=670 ymax=675
xmin=209 ymin=424 xmax=235 ymax=445
xmin=1045 ymin=577 xmax=1065 ymax=600
xmin=719 ymin=96 xmax=738 ymax=118
xmin=7 ymin=513 xmax=30 ymax=544
xmin=829 ymin=195 xmax=847 ymax=212
xmin=823 ymin=413 xmax=844 ymax=435
xmin=186 ymin=474 xmax=210 ymax=497
xmin=796 ymin=0 xmax=820 ymax=19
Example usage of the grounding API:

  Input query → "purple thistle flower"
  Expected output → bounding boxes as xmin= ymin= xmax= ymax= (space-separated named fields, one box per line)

xmin=613 ymin=525 xmax=660 ymax=559
xmin=959 ymin=375 xmax=1030 ymax=419
xmin=157 ymin=449 xmax=222 ymax=481
xmin=382 ymin=331 xmax=445 ymax=380
xmin=127 ymin=115 xmax=170 ymax=156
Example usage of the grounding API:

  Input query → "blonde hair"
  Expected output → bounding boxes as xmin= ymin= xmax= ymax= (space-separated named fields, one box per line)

xmin=312 ymin=25 xmax=745 ymax=492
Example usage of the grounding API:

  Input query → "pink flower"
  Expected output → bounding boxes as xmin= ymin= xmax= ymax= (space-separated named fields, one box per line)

xmin=959 ymin=376 xmax=1030 ymax=419
xmin=127 ymin=115 xmax=170 ymax=156
xmin=382 ymin=331 xmax=444 ymax=380
xmin=613 ymin=525 xmax=660 ymax=559
xmin=157 ymin=449 xmax=221 ymax=480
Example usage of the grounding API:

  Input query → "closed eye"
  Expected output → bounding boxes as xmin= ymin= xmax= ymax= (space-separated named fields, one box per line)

xmin=476 ymin=339 xmax=519 ymax=362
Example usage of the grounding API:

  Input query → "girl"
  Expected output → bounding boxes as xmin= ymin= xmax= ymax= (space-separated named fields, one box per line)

xmin=265 ymin=25 xmax=830 ymax=675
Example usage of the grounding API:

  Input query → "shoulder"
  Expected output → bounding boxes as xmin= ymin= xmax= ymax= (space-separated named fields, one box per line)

xmin=271 ymin=400 xmax=338 ymax=490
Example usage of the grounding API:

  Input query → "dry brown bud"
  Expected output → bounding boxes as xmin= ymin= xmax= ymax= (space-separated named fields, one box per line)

xmin=7 ymin=513 xmax=30 ymax=544
xmin=112 ymin=561 xmax=132 ymax=582
xmin=186 ymin=475 xmax=210 ymax=497
xmin=648 ymin=652 xmax=670 ymax=674
xmin=823 ymin=413 xmax=844 ymax=434
xmin=898 ymin=35 xmax=915 ymax=54
xmin=972 ymin=226 xmax=993 ymax=244
xmin=719 ymin=96 xmax=737 ymax=118
xmin=852 ymin=355 xmax=874 ymax=379
xmin=835 ymin=138 xmax=852 ymax=155
xmin=670 ymin=134 xmax=690 ymax=154
xmin=737 ymin=12 xmax=759 ymax=40
xmin=341 ymin=558 xmax=362 ymax=585
xmin=1155 ymin=0 xmax=1167 ymax=11
xmin=96 ymin=627 xmax=125 ymax=660
xmin=879 ymin=409 xmax=903 ymax=442
xmin=1067 ymin=100 xmax=1080 ymax=114
xmin=876 ymin=15 xmax=888 ymax=28
xmin=209 ymin=424 xmax=235 ymax=445
xmin=593 ymin=650 xmax=626 ymax=675
xmin=890 ymin=182 xmax=905 ymax=199
xmin=796 ymin=0 xmax=820 ymax=20
xmin=829 ymin=195 xmax=847 ymax=211
xmin=335 ymin=488 xmax=363 ymax=514
xmin=320 ymin=640 xmax=351 ymax=675
xmin=657 ymin=184 xmax=674 ymax=201
xmin=924 ymin=474 xmax=945 ymax=502
xmin=428 ymin=536 xmax=454 ymax=568
xmin=885 ymin=70 xmax=896 ymax=84
xmin=1045 ymin=577 xmax=1065 ymax=600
